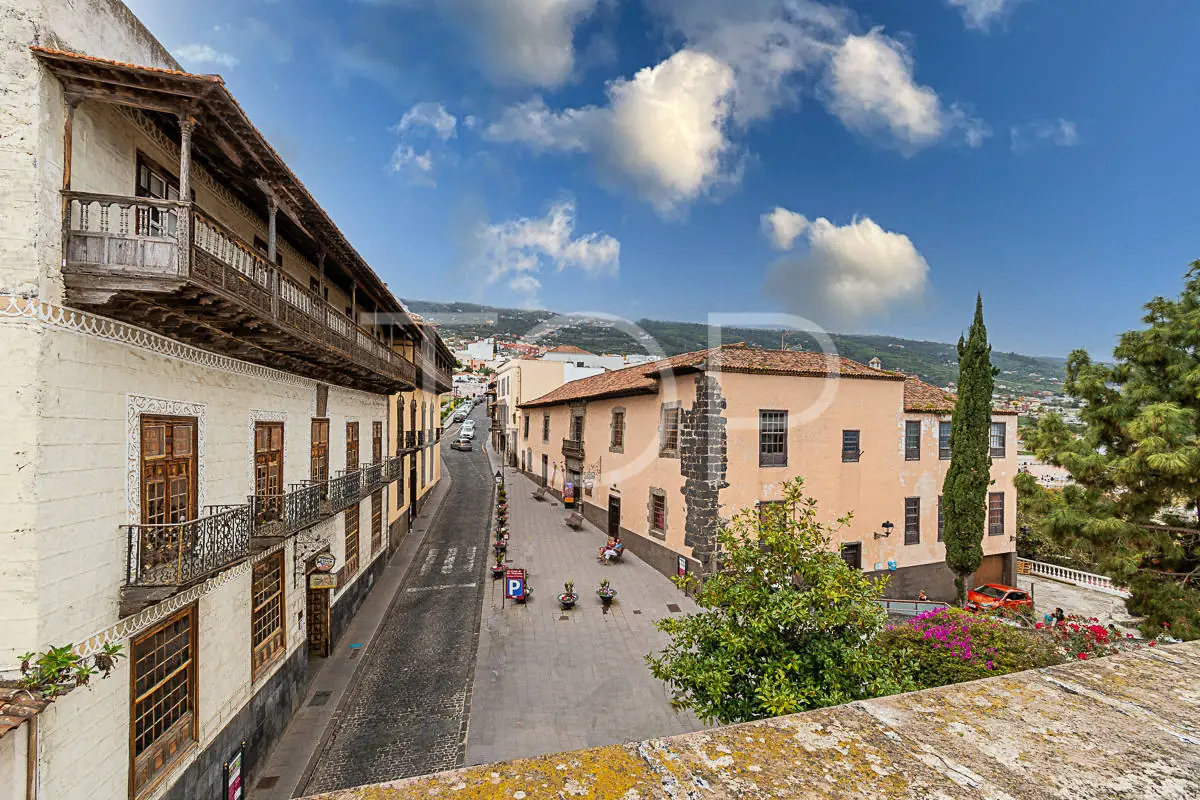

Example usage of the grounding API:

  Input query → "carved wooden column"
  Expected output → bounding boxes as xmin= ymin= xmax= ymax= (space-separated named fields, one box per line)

xmin=267 ymin=194 xmax=278 ymax=264
xmin=62 ymin=94 xmax=82 ymax=191
xmin=177 ymin=114 xmax=197 ymax=277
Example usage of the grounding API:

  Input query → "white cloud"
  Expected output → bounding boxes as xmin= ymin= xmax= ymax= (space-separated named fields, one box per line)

xmin=765 ymin=214 xmax=929 ymax=321
xmin=948 ymin=0 xmax=1021 ymax=30
xmin=486 ymin=49 xmax=738 ymax=215
xmin=760 ymin=207 xmax=810 ymax=250
xmin=1010 ymin=118 xmax=1079 ymax=151
xmin=175 ymin=43 xmax=239 ymax=69
xmin=396 ymin=102 xmax=458 ymax=140
xmin=387 ymin=146 xmax=436 ymax=186
xmin=475 ymin=200 xmax=619 ymax=303
xmin=826 ymin=28 xmax=982 ymax=151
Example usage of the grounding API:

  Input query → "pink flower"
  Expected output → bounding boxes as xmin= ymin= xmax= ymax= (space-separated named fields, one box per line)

xmin=1034 ymin=622 xmax=1044 ymax=629
xmin=1077 ymin=653 xmax=1087 ymax=660
xmin=1149 ymin=641 xmax=1156 ymax=647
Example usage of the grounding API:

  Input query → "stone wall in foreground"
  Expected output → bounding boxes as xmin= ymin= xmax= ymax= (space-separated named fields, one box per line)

xmin=302 ymin=640 xmax=1200 ymax=800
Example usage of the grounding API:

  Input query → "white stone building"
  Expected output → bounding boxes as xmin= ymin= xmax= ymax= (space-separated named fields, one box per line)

xmin=0 ymin=2 xmax=454 ymax=799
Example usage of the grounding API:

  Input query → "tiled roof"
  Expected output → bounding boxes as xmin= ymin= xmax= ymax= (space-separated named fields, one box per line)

xmin=904 ymin=376 xmax=1019 ymax=416
xmin=521 ymin=344 xmax=902 ymax=408
xmin=29 ymin=46 xmax=213 ymax=80
xmin=0 ymin=688 xmax=49 ymax=738
xmin=546 ymin=344 xmax=593 ymax=355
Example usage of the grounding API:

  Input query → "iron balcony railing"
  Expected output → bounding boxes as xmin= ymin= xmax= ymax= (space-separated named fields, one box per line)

xmin=330 ymin=469 xmax=361 ymax=512
xmin=125 ymin=504 xmax=251 ymax=586
xmin=381 ymin=454 xmax=404 ymax=482
xmin=418 ymin=431 xmax=426 ymax=447
xmin=405 ymin=431 xmax=417 ymax=450
xmin=250 ymin=482 xmax=325 ymax=536
xmin=436 ymin=427 xmax=443 ymax=441
xmin=361 ymin=462 xmax=383 ymax=492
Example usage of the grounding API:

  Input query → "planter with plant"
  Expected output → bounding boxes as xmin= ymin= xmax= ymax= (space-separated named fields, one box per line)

xmin=559 ymin=580 xmax=578 ymax=609
xmin=491 ymin=553 xmax=505 ymax=578
xmin=597 ymin=578 xmax=616 ymax=605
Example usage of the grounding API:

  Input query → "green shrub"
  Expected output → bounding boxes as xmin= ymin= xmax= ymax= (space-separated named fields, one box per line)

xmin=1126 ymin=573 xmax=1200 ymax=641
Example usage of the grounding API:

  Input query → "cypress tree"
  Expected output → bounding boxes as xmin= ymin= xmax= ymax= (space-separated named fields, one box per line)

xmin=943 ymin=295 xmax=996 ymax=605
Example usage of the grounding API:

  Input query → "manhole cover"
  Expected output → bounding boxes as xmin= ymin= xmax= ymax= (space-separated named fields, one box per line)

xmin=667 ymin=604 xmax=681 ymax=613
xmin=309 ymin=691 xmax=332 ymax=707
xmin=256 ymin=776 xmax=280 ymax=789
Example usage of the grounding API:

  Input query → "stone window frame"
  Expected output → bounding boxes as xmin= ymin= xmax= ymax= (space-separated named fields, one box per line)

xmin=610 ymin=406 xmax=626 ymax=453
xmin=569 ymin=404 xmax=586 ymax=442
xmin=648 ymin=487 xmax=668 ymax=540
xmin=658 ymin=401 xmax=682 ymax=458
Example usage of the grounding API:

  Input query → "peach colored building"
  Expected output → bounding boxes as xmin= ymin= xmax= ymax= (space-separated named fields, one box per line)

xmin=519 ymin=344 xmax=1019 ymax=601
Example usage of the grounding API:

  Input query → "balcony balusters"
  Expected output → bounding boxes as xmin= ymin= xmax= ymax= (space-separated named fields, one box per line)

xmin=125 ymin=505 xmax=251 ymax=586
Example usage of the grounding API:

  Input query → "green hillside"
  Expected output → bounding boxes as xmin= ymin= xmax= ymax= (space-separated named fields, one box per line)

xmin=404 ymin=300 xmax=1066 ymax=395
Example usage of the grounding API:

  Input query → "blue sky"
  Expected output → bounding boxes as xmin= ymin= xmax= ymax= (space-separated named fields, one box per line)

xmin=124 ymin=0 xmax=1200 ymax=357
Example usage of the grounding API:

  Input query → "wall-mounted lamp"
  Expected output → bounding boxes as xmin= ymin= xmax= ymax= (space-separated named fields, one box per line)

xmin=874 ymin=521 xmax=895 ymax=540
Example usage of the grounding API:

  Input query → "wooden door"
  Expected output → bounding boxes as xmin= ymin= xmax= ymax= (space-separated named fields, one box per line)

xmin=254 ymin=421 xmax=284 ymax=522
xmin=607 ymin=495 xmax=621 ymax=538
xmin=311 ymin=419 xmax=329 ymax=484
xmin=346 ymin=421 xmax=359 ymax=471
xmin=373 ymin=421 xmax=383 ymax=463
xmin=306 ymin=578 xmax=330 ymax=658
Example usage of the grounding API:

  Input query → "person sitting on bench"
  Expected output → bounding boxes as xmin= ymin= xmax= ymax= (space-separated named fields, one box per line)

xmin=599 ymin=536 xmax=624 ymax=564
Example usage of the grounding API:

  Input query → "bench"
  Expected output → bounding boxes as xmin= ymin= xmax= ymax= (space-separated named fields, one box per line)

xmin=565 ymin=511 xmax=584 ymax=529
xmin=531 ymin=485 xmax=549 ymax=501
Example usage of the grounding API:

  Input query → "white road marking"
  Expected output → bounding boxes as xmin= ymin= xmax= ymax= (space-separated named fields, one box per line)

xmin=441 ymin=546 xmax=459 ymax=575
xmin=407 ymin=582 xmax=478 ymax=593
xmin=420 ymin=548 xmax=439 ymax=576
xmin=463 ymin=546 xmax=477 ymax=572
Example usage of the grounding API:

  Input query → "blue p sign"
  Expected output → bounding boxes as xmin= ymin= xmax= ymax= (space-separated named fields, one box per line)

xmin=506 ymin=577 xmax=524 ymax=599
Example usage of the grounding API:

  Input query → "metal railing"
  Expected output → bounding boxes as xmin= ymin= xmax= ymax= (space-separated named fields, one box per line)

xmin=876 ymin=598 xmax=951 ymax=617
xmin=405 ymin=431 xmax=417 ymax=450
xmin=125 ymin=505 xmax=251 ymax=586
xmin=330 ymin=470 xmax=361 ymax=512
xmin=1017 ymin=558 xmax=1131 ymax=597
xmin=361 ymin=462 xmax=383 ymax=492
xmin=418 ymin=431 xmax=426 ymax=447
xmin=250 ymin=482 xmax=326 ymax=536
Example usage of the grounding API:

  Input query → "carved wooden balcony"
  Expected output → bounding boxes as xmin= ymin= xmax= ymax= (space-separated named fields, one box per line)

xmin=62 ymin=192 xmax=421 ymax=394
xmin=563 ymin=438 xmax=585 ymax=460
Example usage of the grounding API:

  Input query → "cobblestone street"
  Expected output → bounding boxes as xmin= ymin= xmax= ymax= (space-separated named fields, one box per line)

xmin=466 ymin=461 xmax=707 ymax=766
xmin=299 ymin=409 xmax=492 ymax=795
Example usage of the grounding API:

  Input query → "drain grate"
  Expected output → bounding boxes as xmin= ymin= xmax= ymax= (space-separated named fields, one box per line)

xmin=256 ymin=776 xmax=280 ymax=789
xmin=309 ymin=691 xmax=332 ymax=707
xmin=666 ymin=603 xmax=681 ymax=613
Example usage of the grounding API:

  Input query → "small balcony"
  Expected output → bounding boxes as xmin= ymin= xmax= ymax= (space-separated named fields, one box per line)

xmin=125 ymin=505 xmax=251 ymax=587
xmin=563 ymin=438 xmax=585 ymax=460
xmin=330 ymin=470 xmax=362 ymax=512
xmin=404 ymin=431 xmax=417 ymax=451
xmin=361 ymin=462 xmax=383 ymax=492
xmin=62 ymin=193 xmax=426 ymax=394
xmin=250 ymin=481 xmax=325 ymax=538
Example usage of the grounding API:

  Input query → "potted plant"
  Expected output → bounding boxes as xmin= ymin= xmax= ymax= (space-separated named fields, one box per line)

xmin=559 ymin=580 xmax=578 ymax=609
xmin=491 ymin=553 xmax=505 ymax=579
xmin=493 ymin=539 xmax=507 ymax=555
xmin=597 ymin=578 xmax=616 ymax=606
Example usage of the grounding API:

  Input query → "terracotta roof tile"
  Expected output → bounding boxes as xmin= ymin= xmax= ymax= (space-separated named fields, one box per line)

xmin=521 ymin=344 xmax=902 ymax=408
xmin=904 ymin=376 xmax=1019 ymax=416
xmin=0 ymin=688 xmax=50 ymax=738
xmin=546 ymin=344 xmax=593 ymax=355
xmin=30 ymin=46 xmax=219 ymax=82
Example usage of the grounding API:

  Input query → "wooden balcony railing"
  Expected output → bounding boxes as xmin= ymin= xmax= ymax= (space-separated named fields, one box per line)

xmin=563 ymin=438 xmax=585 ymax=460
xmin=61 ymin=192 xmax=440 ymax=391
xmin=125 ymin=505 xmax=251 ymax=586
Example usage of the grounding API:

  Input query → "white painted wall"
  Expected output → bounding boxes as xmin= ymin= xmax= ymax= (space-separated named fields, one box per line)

xmin=0 ymin=723 xmax=28 ymax=800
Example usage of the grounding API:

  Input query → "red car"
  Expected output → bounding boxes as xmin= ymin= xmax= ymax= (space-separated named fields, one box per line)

xmin=967 ymin=583 xmax=1033 ymax=612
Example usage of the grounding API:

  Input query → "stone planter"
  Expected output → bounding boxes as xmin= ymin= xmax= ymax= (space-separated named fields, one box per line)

xmin=597 ymin=590 xmax=616 ymax=606
xmin=559 ymin=593 xmax=578 ymax=609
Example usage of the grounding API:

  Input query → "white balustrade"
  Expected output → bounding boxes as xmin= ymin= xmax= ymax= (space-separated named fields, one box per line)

xmin=1018 ymin=558 xmax=1131 ymax=597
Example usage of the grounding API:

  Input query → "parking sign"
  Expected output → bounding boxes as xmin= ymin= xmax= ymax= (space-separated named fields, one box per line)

xmin=505 ymin=568 xmax=525 ymax=600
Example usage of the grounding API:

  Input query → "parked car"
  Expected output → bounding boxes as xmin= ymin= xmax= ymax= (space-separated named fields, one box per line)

xmin=453 ymin=411 xmax=467 ymax=422
xmin=966 ymin=583 xmax=1033 ymax=613
xmin=460 ymin=428 xmax=475 ymax=439
xmin=451 ymin=437 xmax=473 ymax=451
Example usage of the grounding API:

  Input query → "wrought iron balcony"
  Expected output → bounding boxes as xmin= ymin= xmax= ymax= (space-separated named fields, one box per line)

xmin=330 ymin=469 xmax=362 ymax=512
xmin=361 ymin=462 xmax=383 ymax=492
xmin=436 ymin=426 xmax=443 ymax=441
xmin=250 ymin=482 xmax=325 ymax=537
xmin=563 ymin=438 xmax=585 ymax=460
xmin=404 ymin=431 xmax=417 ymax=450
xmin=418 ymin=431 xmax=426 ymax=447
xmin=61 ymin=193 xmax=420 ymax=394
xmin=125 ymin=505 xmax=251 ymax=586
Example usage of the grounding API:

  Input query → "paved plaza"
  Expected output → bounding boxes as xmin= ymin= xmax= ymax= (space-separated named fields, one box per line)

xmin=465 ymin=460 xmax=707 ymax=766
xmin=1017 ymin=575 xmax=1142 ymax=631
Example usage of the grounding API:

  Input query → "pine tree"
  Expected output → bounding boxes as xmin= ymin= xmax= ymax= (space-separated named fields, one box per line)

xmin=943 ymin=295 xmax=996 ymax=605
xmin=1024 ymin=264 xmax=1200 ymax=640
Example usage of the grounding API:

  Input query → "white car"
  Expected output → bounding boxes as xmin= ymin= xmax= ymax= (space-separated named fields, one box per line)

xmin=460 ymin=428 xmax=475 ymax=439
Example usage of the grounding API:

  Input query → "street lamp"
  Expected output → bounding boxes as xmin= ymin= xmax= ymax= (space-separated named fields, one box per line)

xmin=874 ymin=521 xmax=894 ymax=540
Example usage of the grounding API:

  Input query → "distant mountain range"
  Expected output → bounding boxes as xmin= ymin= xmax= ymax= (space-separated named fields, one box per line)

xmin=404 ymin=300 xmax=1067 ymax=396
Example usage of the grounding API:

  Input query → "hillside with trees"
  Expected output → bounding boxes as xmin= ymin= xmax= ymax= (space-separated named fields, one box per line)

xmin=404 ymin=299 xmax=1066 ymax=395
